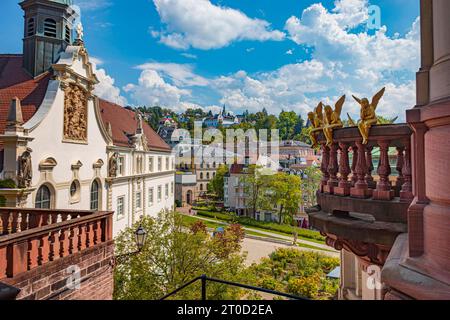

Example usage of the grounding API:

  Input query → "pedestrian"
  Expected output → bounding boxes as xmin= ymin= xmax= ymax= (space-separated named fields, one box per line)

xmin=293 ymin=232 xmax=298 ymax=246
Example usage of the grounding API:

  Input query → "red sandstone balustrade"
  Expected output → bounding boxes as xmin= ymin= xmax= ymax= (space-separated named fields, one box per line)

xmin=0 ymin=208 xmax=96 ymax=236
xmin=0 ymin=209 xmax=113 ymax=280
xmin=315 ymin=124 xmax=413 ymax=201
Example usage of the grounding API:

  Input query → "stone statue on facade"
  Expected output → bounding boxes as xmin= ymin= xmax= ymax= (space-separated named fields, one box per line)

xmin=352 ymin=87 xmax=386 ymax=144
xmin=18 ymin=149 xmax=32 ymax=188
xmin=108 ymin=152 xmax=119 ymax=177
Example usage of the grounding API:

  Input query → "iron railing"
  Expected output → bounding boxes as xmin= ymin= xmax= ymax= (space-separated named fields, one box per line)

xmin=160 ymin=274 xmax=308 ymax=300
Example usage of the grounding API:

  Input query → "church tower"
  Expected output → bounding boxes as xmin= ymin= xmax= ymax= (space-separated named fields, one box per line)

xmin=20 ymin=0 xmax=77 ymax=77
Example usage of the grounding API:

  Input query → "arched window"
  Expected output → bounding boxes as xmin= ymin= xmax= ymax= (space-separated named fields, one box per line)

xmin=90 ymin=180 xmax=100 ymax=210
xmin=35 ymin=185 xmax=51 ymax=209
xmin=44 ymin=18 xmax=57 ymax=38
xmin=207 ymin=172 xmax=210 ymax=180
xmin=200 ymin=173 xmax=203 ymax=179
xmin=27 ymin=18 xmax=35 ymax=37
xmin=200 ymin=184 xmax=203 ymax=191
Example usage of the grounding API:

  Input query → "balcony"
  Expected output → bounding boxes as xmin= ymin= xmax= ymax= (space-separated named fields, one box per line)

xmin=0 ymin=208 xmax=113 ymax=298
xmin=307 ymin=124 xmax=413 ymax=265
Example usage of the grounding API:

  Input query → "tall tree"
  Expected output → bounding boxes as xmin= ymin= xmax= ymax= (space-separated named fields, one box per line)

xmin=277 ymin=111 xmax=298 ymax=140
xmin=208 ymin=164 xmax=229 ymax=200
xmin=267 ymin=173 xmax=302 ymax=224
xmin=114 ymin=211 xmax=248 ymax=300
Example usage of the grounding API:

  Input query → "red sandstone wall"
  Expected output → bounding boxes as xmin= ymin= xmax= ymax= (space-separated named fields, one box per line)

xmin=1 ymin=241 xmax=114 ymax=300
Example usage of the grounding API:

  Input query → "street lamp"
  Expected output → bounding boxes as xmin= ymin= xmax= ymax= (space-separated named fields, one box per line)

xmin=111 ymin=225 xmax=147 ymax=267
xmin=135 ymin=225 xmax=147 ymax=252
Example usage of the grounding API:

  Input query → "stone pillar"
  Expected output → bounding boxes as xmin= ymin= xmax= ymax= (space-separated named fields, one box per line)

xmin=383 ymin=0 xmax=450 ymax=299
xmin=429 ymin=0 xmax=450 ymax=102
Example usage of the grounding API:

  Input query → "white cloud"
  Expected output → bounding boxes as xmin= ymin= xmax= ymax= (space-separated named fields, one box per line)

xmin=91 ymin=58 xmax=127 ymax=106
xmin=181 ymin=53 xmax=197 ymax=59
xmin=123 ymin=68 xmax=190 ymax=108
xmin=152 ymin=0 xmax=285 ymax=50
xmin=212 ymin=0 xmax=420 ymax=120
xmin=73 ymin=0 xmax=112 ymax=11
xmin=135 ymin=63 xmax=209 ymax=87
xmin=123 ymin=0 xmax=419 ymax=121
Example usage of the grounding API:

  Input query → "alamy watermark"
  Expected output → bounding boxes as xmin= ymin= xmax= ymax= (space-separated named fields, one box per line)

xmin=171 ymin=121 xmax=280 ymax=175
xmin=65 ymin=265 xmax=81 ymax=290
xmin=367 ymin=5 xmax=382 ymax=30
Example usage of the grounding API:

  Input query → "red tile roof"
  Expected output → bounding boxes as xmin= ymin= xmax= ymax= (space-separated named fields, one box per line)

xmin=98 ymin=99 xmax=171 ymax=152
xmin=0 ymin=55 xmax=51 ymax=148
xmin=229 ymin=163 xmax=245 ymax=174
xmin=0 ymin=54 xmax=171 ymax=153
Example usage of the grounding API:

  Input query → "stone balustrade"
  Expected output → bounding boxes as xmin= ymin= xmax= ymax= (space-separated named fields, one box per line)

xmin=317 ymin=124 xmax=413 ymax=202
xmin=0 ymin=208 xmax=113 ymax=279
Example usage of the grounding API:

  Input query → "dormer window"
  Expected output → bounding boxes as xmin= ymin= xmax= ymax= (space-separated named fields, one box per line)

xmin=44 ymin=18 xmax=57 ymax=38
xmin=27 ymin=18 xmax=35 ymax=37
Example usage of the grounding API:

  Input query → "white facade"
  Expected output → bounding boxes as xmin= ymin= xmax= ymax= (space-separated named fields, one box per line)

xmin=0 ymin=45 xmax=174 ymax=238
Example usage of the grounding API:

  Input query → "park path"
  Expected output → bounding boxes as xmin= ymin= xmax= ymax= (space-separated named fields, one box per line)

xmin=178 ymin=212 xmax=337 ymax=252
xmin=241 ymin=237 xmax=339 ymax=266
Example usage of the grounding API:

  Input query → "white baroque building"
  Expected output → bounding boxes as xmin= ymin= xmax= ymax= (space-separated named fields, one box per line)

xmin=0 ymin=0 xmax=174 ymax=236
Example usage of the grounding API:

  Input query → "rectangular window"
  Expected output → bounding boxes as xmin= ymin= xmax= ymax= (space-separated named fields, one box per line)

xmin=136 ymin=192 xmax=142 ymax=209
xmin=148 ymin=188 xmax=154 ymax=206
xmin=158 ymin=157 xmax=162 ymax=171
xmin=117 ymin=196 xmax=125 ymax=220
xmin=166 ymin=157 xmax=169 ymax=171
xmin=148 ymin=157 xmax=154 ymax=172
xmin=171 ymin=182 xmax=174 ymax=195
xmin=165 ymin=184 xmax=169 ymax=199
xmin=118 ymin=156 xmax=125 ymax=176
xmin=158 ymin=185 xmax=162 ymax=202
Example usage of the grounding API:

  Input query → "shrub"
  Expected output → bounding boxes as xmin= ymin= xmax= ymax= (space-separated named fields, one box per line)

xmin=195 ymin=210 xmax=325 ymax=242
xmin=0 ymin=179 xmax=17 ymax=189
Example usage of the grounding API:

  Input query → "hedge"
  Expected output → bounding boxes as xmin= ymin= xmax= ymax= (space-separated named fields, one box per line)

xmin=194 ymin=209 xmax=325 ymax=242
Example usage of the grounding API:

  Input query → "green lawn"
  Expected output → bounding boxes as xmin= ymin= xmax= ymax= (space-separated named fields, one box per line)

xmin=191 ymin=209 xmax=326 ymax=244
xmin=177 ymin=213 xmax=333 ymax=253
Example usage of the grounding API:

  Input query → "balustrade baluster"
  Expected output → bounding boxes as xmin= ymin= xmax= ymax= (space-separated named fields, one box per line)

xmin=38 ymin=233 xmax=50 ymax=265
xmin=0 ymin=245 xmax=7 ymax=279
xmin=351 ymin=145 xmax=358 ymax=187
xmin=28 ymin=237 xmax=40 ymax=270
xmin=78 ymin=223 xmax=87 ymax=251
xmin=16 ymin=213 xmax=22 ymax=233
xmin=396 ymin=147 xmax=405 ymax=196
xmin=373 ymin=140 xmax=394 ymax=200
xmin=87 ymin=222 xmax=95 ymax=248
xmin=335 ymin=142 xmax=351 ymax=196
xmin=324 ymin=143 xmax=339 ymax=194
xmin=7 ymin=213 xmax=13 ymax=234
xmin=94 ymin=220 xmax=102 ymax=245
xmin=365 ymin=146 xmax=376 ymax=189
xmin=350 ymin=141 xmax=371 ymax=198
xmin=69 ymin=226 xmax=79 ymax=254
xmin=320 ymin=144 xmax=330 ymax=193
xmin=0 ymin=216 xmax=3 ymax=235
xmin=400 ymin=139 xmax=414 ymax=201
xmin=49 ymin=231 xmax=61 ymax=261
xmin=59 ymin=228 xmax=70 ymax=258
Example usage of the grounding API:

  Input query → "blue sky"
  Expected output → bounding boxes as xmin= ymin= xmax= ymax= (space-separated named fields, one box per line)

xmin=0 ymin=0 xmax=420 ymax=120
